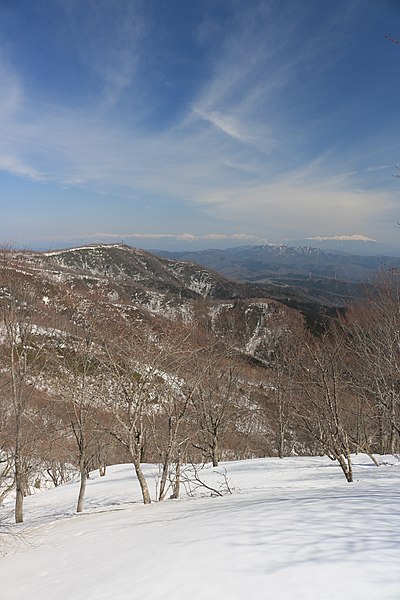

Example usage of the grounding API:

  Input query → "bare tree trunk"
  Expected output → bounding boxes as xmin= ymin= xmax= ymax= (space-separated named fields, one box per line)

xmin=336 ymin=452 xmax=353 ymax=483
xmin=211 ymin=436 xmax=219 ymax=467
xmin=390 ymin=395 xmax=397 ymax=454
xmin=158 ymin=458 xmax=170 ymax=501
xmin=76 ymin=461 xmax=87 ymax=513
xmin=15 ymin=490 xmax=24 ymax=523
xmin=133 ymin=458 xmax=151 ymax=504
xmin=277 ymin=415 xmax=285 ymax=459
xmin=14 ymin=471 xmax=24 ymax=524
xmin=158 ymin=420 xmax=174 ymax=501
xmin=14 ymin=429 xmax=24 ymax=523
xmin=172 ymin=450 xmax=181 ymax=499
xmin=377 ymin=406 xmax=386 ymax=454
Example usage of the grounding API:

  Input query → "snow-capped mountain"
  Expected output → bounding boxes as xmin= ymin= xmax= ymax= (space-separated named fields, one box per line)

xmin=286 ymin=235 xmax=400 ymax=256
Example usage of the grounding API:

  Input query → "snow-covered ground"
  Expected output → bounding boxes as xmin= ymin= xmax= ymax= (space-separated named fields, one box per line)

xmin=1 ymin=455 xmax=399 ymax=600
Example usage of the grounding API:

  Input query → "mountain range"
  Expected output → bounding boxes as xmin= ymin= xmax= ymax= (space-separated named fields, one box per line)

xmin=46 ymin=242 xmax=366 ymax=326
xmin=0 ymin=244 xmax=300 ymax=361
xmin=285 ymin=236 xmax=400 ymax=256
xmin=6 ymin=240 xmax=398 ymax=344
xmin=155 ymin=243 xmax=400 ymax=282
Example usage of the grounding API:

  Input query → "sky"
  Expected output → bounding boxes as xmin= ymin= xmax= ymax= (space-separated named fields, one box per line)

xmin=1 ymin=0 xmax=400 ymax=251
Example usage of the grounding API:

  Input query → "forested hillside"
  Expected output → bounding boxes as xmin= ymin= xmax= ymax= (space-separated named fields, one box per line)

xmin=1 ymin=244 xmax=399 ymax=524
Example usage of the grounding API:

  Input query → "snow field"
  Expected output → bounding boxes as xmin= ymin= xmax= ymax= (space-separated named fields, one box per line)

xmin=0 ymin=455 xmax=399 ymax=600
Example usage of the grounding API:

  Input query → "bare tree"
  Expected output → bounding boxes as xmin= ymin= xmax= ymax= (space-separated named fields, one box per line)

xmin=55 ymin=330 xmax=105 ymax=513
xmin=191 ymin=344 xmax=244 ymax=467
xmin=100 ymin=322 xmax=160 ymax=505
xmin=147 ymin=325 xmax=208 ymax=501
xmin=343 ymin=272 xmax=400 ymax=454
xmin=0 ymin=251 xmax=55 ymax=521
xmin=297 ymin=331 xmax=355 ymax=482
xmin=260 ymin=312 xmax=306 ymax=458
xmin=0 ymin=369 xmax=15 ymax=504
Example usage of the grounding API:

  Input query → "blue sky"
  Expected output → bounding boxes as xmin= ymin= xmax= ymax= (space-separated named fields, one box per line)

xmin=1 ymin=0 xmax=400 ymax=251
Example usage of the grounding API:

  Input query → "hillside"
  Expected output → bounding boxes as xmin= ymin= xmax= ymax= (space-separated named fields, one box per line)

xmin=45 ymin=244 xmax=246 ymax=301
xmin=2 ymin=241 xmax=399 ymax=529
xmin=4 ymin=242 xmax=339 ymax=331
xmin=0 ymin=242 xmax=310 ymax=503
xmin=56 ymin=242 xmax=353 ymax=325
xmin=1 ymin=455 xmax=399 ymax=600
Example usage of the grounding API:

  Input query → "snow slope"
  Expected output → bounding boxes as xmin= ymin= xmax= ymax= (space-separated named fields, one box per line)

xmin=1 ymin=456 xmax=399 ymax=600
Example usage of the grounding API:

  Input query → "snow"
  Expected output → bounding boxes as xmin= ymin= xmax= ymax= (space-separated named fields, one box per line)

xmin=166 ymin=263 xmax=214 ymax=298
xmin=44 ymin=244 xmax=129 ymax=257
xmin=1 ymin=455 xmax=399 ymax=600
xmin=187 ymin=272 xmax=213 ymax=297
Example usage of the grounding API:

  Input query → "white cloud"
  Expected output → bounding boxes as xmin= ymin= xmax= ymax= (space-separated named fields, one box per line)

xmin=367 ymin=165 xmax=390 ymax=172
xmin=0 ymin=62 xmax=22 ymax=118
xmin=193 ymin=167 xmax=397 ymax=239
xmin=203 ymin=233 xmax=260 ymax=241
xmin=193 ymin=108 xmax=246 ymax=142
xmin=0 ymin=155 xmax=45 ymax=182
xmin=307 ymin=235 xmax=378 ymax=242
xmin=35 ymin=231 xmax=265 ymax=244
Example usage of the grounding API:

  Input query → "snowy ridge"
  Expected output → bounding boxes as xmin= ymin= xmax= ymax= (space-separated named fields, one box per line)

xmin=44 ymin=243 xmax=130 ymax=257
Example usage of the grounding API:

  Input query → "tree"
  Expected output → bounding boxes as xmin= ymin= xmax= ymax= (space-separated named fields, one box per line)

xmin=100 ymin=322 xmax=158 ymax=505
xmin=147 ymin=323 xmax=218 ymax=501
xmin=0 ymin=250 xmax=55 ymax=521
xmin=55 ymin=330 xmax=105 ymax=513
xmin=297 ymin=331 xmax=355 ymax=482
xmin=260 ymin=311 xmax=306 ymax=458
xmin=343 ymin=271 xmax=400 ymax=454
xmin=191 ymin=344 xmax=243 ymax=467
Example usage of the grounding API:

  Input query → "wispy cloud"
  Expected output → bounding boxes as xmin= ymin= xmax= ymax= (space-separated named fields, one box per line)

xmin=194 ymin=165 xmax=397 ymax=239
xmin=367 ymin=165 xmax=390 ymax=172
xmin=0 ymin=155 xmax=45 ymax=182
xmin=193 ymin=108 xmax=245 ymax=142
xmin=36 ymin=231 xmax=264 ymax=244
xmin=0 ymin=1 xmax=399 ymax=247
xmin=0 ymin=62 xmax=22 ymax=118
xmin=59 ymin=0 xmax=144 ymax=110
xmin=1 ymin=76 xmax=396 ymax=243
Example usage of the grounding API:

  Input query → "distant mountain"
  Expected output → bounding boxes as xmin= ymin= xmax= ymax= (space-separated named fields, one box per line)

xmin=287 ymin=236 xmax=400 ymax=256
xmin=152 ymin=243 xmax=400 ymax=312
xmin=154 ymin=243 xmax=400 ymax=283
